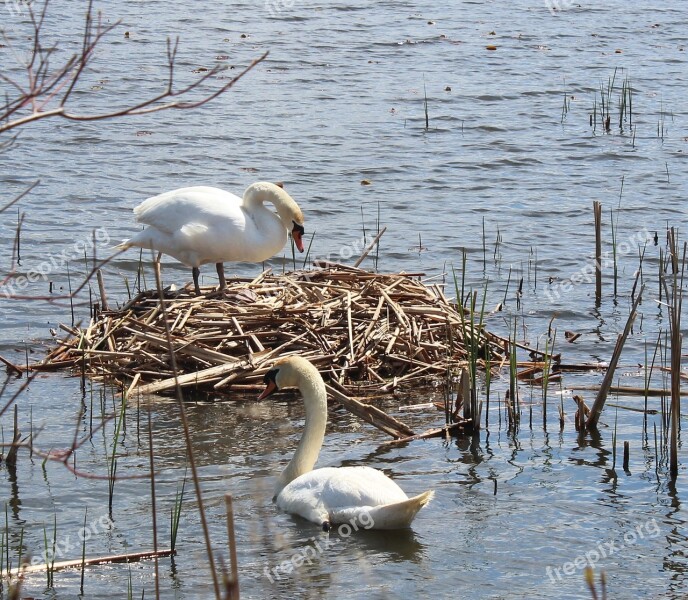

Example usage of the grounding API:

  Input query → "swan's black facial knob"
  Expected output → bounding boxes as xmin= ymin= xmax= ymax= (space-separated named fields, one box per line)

xmin=258 ymin=368 xmax=280 ymax=400
xmin=292 ymin=221 xmax=305 ymax=253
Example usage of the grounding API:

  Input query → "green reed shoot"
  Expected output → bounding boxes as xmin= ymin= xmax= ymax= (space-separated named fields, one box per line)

xmin=43 ymin=514 xmax=57 ymax=587
xmin=619 ymin=74 xmax=632 ymax=129
xmin=171 ymin=472 xmax=188 ymax=554
xmin=503 ymin=266 xmax=512 ymax=306
xmin=453 ymin=259 xmax=488 ymax=428
xmin=108 ymin=392 xmax=127 ymax=516
xmin=302 ymin=232 xmax=316 ymax=269
xmin=493 ymin=227 xmax=502 ymax=262
xmin=482 ymin=216 xmax=487 ymax=270
xmin=423 ymin=77 xmax=429 ymax=130
xmin=484 ymin=343 xmax=492 ymax=428
xmin=127 ymin=564 xmax=133 ymax=599
xmin=123 ymin=275 xmax=131 ymax=300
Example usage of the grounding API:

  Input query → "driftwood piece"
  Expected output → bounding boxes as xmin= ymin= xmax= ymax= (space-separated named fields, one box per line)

xmin=325 ymin=383 xmax=415 ymax=439
xmin=13 ymin=549 xmax=174 ymax=575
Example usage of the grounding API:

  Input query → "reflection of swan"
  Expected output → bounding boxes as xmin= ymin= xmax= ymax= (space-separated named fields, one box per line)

xmin=118 ymin=182 xmax=305 ymax=294
xmin=348 ymin=527 xmax=425 ymax=561
xmin=259 ymin=356 xmax=434 ymax=530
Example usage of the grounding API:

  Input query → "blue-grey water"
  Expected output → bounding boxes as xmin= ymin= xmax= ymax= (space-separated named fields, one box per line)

xmin=1 ymin=1 xmax=687 ymax=598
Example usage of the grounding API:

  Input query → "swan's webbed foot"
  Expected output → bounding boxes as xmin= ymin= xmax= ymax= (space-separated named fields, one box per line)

xmin=216 ymin=262 xmax=226 ymax=291
xmin=321 ymin=521 xmax=331 ymax=532
xmin=192 ymin=267 xmax=201 ymax=295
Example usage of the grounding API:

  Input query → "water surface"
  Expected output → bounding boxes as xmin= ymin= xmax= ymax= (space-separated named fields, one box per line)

xmin=1 ymin=1 xmax=687 ymax=598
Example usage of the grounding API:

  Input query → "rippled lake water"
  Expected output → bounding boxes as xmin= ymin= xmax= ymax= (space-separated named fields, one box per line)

xmin=1 ymin=1 xmax=687 ymax=598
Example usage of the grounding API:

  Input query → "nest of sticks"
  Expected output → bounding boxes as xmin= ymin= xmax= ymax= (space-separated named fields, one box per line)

xmin=37 ymin=263 xmax=516 ymax=438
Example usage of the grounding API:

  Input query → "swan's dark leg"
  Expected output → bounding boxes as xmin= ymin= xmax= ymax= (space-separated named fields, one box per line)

xmin=216 ymin=262 xmax=226 ymax=290
xmin=192 ymin=267 xmax=201 ymax=295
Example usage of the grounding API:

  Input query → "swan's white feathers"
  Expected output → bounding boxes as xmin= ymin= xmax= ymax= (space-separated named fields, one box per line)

xmin=268 ymin=356 xmax=433 ymax=530
xmin=122 ymin=185 xmax=293 ymax=267
xmin=277 ymin=466 xmax=407 ymax=516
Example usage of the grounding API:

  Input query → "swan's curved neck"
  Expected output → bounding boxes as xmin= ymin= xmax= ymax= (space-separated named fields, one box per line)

xmin=244 ymin=182 xmax=303 ymax=229
xmin=275 ymin=367 xmax=327 ymax=495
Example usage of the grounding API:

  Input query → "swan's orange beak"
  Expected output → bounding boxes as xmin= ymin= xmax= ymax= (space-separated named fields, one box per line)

xmin=292 ymin=222 xmax=305 ymax=253
xmin=258 ymin=380 xmax=277 ymax=400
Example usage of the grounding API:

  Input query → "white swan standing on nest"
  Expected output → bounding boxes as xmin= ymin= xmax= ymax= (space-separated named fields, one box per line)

xmin=117 ymin=182 xmax=305 ymax=294
xmin=259 ymin=356 xmax=434 ymax=531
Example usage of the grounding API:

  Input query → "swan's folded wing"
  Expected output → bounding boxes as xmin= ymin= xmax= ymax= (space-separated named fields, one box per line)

xmin=134 ymin=187 xmax=244 ymax=233
xmin=320 ymin=466 xmax=408 ymax=508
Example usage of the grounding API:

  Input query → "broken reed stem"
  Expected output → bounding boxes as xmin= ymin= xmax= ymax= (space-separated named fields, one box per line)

xmin=96 ymin=269 xmax=109 ymax=311
xmin=594 ymin=201 xmax=602 ymax=304
xmin=152 ymin=260 xmax=221 ymax=600
xmin=224 ymin=494 xmax=240 ymax=600
xmin=353 ymin=226 xmax=387 ymax=268
xmin=587 ymin=283 xmax=645 ymax=430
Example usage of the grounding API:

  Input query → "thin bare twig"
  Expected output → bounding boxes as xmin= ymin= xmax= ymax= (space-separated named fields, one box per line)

xmin=0 ymin=0 xmax=268 ymax=134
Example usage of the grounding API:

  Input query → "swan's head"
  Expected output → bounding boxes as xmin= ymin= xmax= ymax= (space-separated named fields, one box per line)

xmin=246 ymin=182 xmax=305 ymax=253
xmin=258 ymin=356 xmax=323 ymax=400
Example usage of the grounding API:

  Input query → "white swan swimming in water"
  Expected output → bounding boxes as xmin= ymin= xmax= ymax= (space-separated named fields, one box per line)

xmin=118 ymin=182 xmax=305 ymax=294
xmin=259 ymin=356 xmax=434 ymax=531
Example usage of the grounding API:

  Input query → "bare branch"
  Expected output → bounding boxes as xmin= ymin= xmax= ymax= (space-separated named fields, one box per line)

xmin=0 ymin=0 xmax=268 ymax=135
xmin=0 ymin=179 xmax=39 ymax=214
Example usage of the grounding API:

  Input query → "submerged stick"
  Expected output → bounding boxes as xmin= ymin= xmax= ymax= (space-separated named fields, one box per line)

xmin=223 ymin=494 xmax=240 ymax=600
xmin=325 ymin=383 xmax=415 ymax=439
xmin=13 ymin=549 xmax=174 ymax=575
xmin=586 ymin=285 xmax=644 ymax=430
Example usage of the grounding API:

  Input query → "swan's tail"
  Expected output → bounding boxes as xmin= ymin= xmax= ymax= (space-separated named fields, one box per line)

xmin=115 ymin=239 xmax=132 ymax=251
xmin=366 ymin=490 xmax=434 ymax=530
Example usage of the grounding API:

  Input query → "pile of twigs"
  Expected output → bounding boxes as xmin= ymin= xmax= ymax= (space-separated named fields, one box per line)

xmin=34 ymin=263 xmax=515 ymax=437
xmin=40 ymin=264 xmax=510 ymax=391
